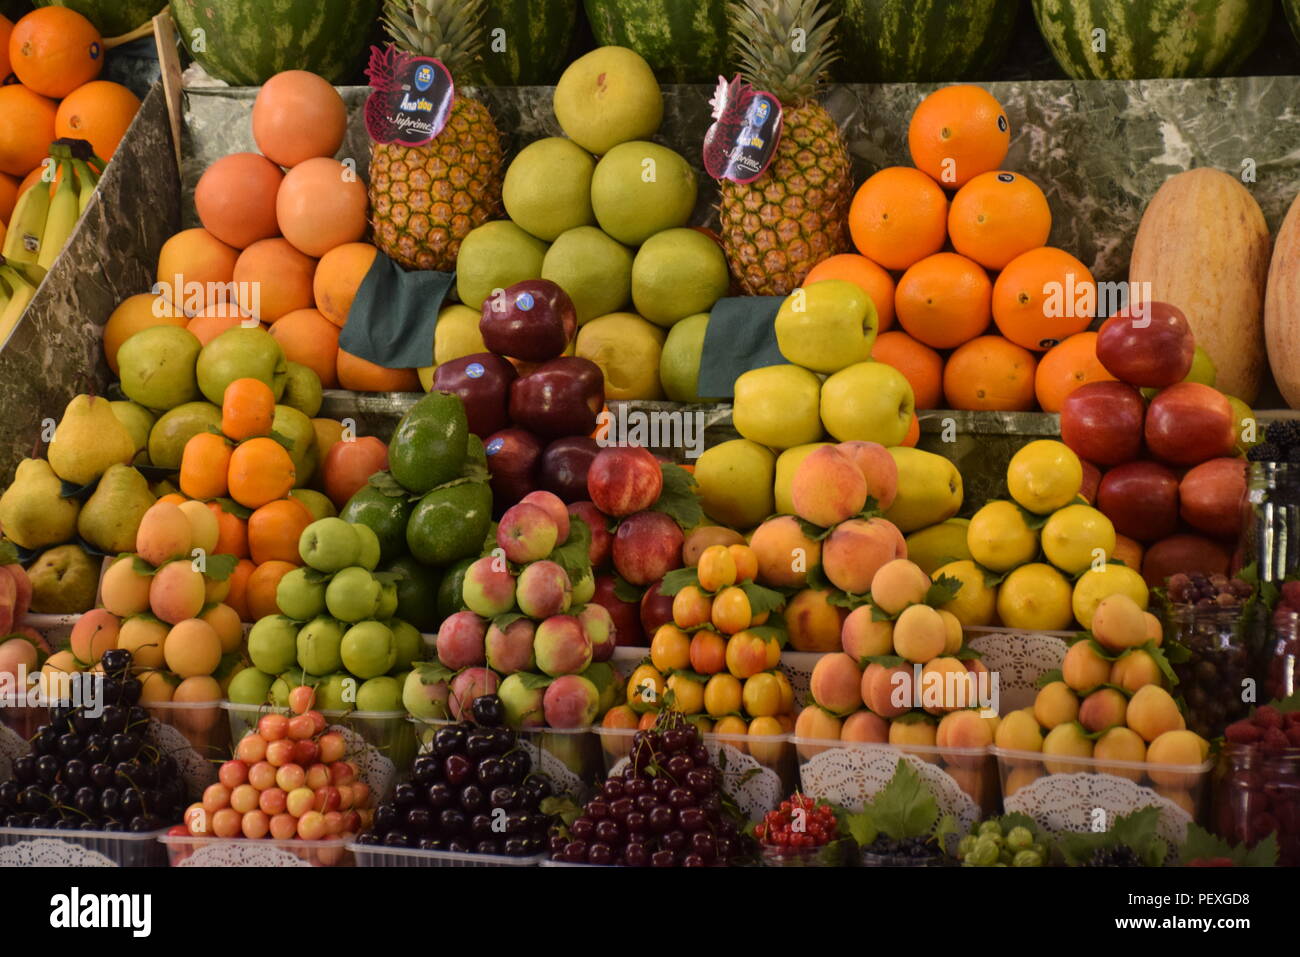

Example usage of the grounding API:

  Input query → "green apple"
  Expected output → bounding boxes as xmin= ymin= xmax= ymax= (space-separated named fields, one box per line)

xmin=1143 ymin=345 xmax=1218 ymax=400
xmin=389 ymin=619 xmax=424 ymax=670
xmin=732 ymin=364 xmax=823 ymax=449
xmin=299 ymin=517 xmax=361 ymax=573
xmin=226 ymin=667 xmax=275 ymax=705
xmin=820 ymin=361 xmax=914 ymax=446
xmin=248 ymin=615 xmax=300 ymax=674
xmin=356 ymin=675 xmax=403 ymax=712
xmin=296 ymin=616 xmax=345 ymax=675
xmin=1226 ymin=394 xmax=1259 ymax=456
xmin=276 ymin=567 xmax=327 ymax=621
xmin=340 ymin=620 xmax=395 ymax=680
xmin=884 ymin=447 xmax=964 ymax=533
xmin=273 ymin=404 xmax=317 ymax=488
xmin=290 ymin=489 xmax=337 ymax=520
xmin=315 ymin=672 xmax=357 ymax=712
xmin=353 ymin=523 xmax=381 ymax=571
xmin=269 ymin=667 xmax=311 ymax=707
xmin=775 ymin=279 xmax=877 ymax=373
xmin=376 ymin=581 xmax=398 ymax=620
xmin=326 ymin=567 xmax=382 ymax=622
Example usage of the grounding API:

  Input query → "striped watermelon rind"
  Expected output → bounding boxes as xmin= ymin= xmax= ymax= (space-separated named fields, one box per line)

xmin=836 ymin=0 xmax=1019 ymax=83
xmin=1031 ymin=0 xmax=1269 ymax=80
xmin=32 ymin=0 xmax=166 ymax=36
xmin=479 ymin=0 xmax=578 ymax=85
xmin=170 ymin=0 xmax=380 ymax=86
xmin=583 ymin=0 xmax=729 ymax=83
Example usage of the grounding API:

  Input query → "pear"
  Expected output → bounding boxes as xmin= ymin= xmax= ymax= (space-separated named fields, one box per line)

xmin=77 ymin=464 xmax=155 ymax=555
xmin=27 ymin=544 xmax=99 ymax=614
xmin=0 ymin=458 xmax=81 ymax=549
xmin=281 ymin=362 xmax=322 ymax=418
xmin=47 ymin=394 xmax=136 ymax=486
xmin=110 ymin=401 xmax=156 ymax=455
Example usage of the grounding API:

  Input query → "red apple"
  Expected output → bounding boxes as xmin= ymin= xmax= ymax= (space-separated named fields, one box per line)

xmin=590 ymin=574 xmax=643 ymax=647
xmin=1096 ymin=460 xmax=1180 ymax=543
xmin=612 ymin=511 xmax=683 ymax=586
xmin=1095 ymin=301 xmax=1195 ymax=387
xmin=567 ymin=500 xmax=612 ymax=568
xmin=1144 ymin=382 xmax=1234 ymax=466
xmin=587 ymin=446 xmax=663 ymax=517
xmin=431 ymin=352 xmax=516 ymax=438
xmin=479 ymin=278 xmax=578 ymax=361
xmin=1179 ymin=457 xmax=1247 ymax=539
xmin=1060 ymin=381 xmax=1146 ymax=467
xmin=509 ymin=357 xmax=605 ymax=440
xmin=539 ymin=436 xmax=600 ymax=503
xmin=1141 ymin=534 xmax=1233 ymax=587
xmin=484 ymin=428 xmax=542 ymax=512
xmin=322 ymin=436 xmax=389 ymax=508
xmin=1078 ymin=459 xmax=1101 ymax=505
xmin=639 ymin=578 xmax=675 ymax=637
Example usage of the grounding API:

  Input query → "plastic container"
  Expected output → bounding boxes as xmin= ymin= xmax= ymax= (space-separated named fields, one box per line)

xmin=0 ymin=704 xmax=44 ymax=741
xmin=1215 ymin=742 xmax=1300 ymax=867
xmin=0 ymin=826 xmax=168 ymax=867
xmin=1161 ymin=603 xmax=1260 ymax=738
xmin=350 ymin=842 xmax=544 ymax=867
xmin=991 ymin=745 xmax=1214 ymax=846
xmin=145 ymin=700 xmax=229 ymax=797
xmin=159 ymin=833 xmax=353 ymax=867
xmin=760 ymin=838 xmax=853 ymax=867
xmin=595 ymin=726 xmax=795 ymax=820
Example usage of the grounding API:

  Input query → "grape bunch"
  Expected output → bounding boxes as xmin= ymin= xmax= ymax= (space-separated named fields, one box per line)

xmin=859 ymin=834 xmax=944 ymax=866
xmin=0 ymin=650 xmax=185 ymax=832
xmin=1165 ymin=573 xmax=1253 ymax=609
xmin=550 ymin=716 xmax=755 ymax=867
xmin=1247 ymin=420 xmax=1300 ymax=463
xmin=357 ymin=696 xmax=555 ymax=857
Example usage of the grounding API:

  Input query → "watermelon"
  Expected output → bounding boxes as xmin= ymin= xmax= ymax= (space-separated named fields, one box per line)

xmin=170 ymin=0 xmax=380 ymax=86
xmin=478 ymin=0 xmax=578 ymax=85
xmin=836 ymin=0 xmax=1018 ymax=82
xmin=1032 ymin=0 xmax=1269 ymax=79
xmin=33 ymin=0 xmax=165 ymax=36
xmin=583 ymin=0 xmax=728 ymax=83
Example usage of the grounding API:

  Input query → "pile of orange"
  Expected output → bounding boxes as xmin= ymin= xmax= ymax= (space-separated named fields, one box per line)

xmin=826 ymin=85 xmax=1104 ymax=413
xmin=149 ymin=69 xmax=417 ymax=392
xmin=0 ymin=8 xmax=141 ymax=241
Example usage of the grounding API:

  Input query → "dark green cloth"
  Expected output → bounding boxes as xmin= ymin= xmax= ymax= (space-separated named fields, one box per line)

xmin=696 ymin=295 xmax=788 ymax=399
xmin=339 ymin=251 xmax=456 ymax=369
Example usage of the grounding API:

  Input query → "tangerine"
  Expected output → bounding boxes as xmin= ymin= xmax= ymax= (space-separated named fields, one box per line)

xmin=221 ymin=378 xmax=276 ymax=441
xmin=268 ymin=308 xmax=340 ymax=388
xmin=247 ymin=498 xmax=313 ymax=566
xmin=180 ymin=432 xmax=233 ymax=500
xmin=227 ymin=437 xmax=295 ymax=509
xmin=9 ymin=6 xmax=102 ymax=98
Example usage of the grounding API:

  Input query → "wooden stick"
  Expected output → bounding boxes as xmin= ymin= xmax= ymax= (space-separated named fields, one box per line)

xmin=151 ymin=7 xmax=184 ymax=177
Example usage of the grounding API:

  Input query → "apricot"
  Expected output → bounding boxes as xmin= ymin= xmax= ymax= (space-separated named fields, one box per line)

xmin=822 ymin=517 xmax=906 ymax=594
xmin=136 ymin=501 xmax=193 ymax=566
xmin=689 ymin=630 xmax=726 ymax=675
xmin=1156 ymin=787 xmax=1196 ymax=816
xmin=724 ymin=631 xmax=769 ymax=679
xmin=748 ymin=716 xmax=786 ymax=764
xmin=936 ymin=709 xmax=993 ymax=761
xmin=785 ymin=588 xmax=847 ymax=652
xmin=1110 ymin=649 xmax=1161 ymax=693
xmin=696 ymin=544 xmax=737 ymax=592
xmin=741 ymin=672 xmax=782 ymax=717
xmin=1093 ymin=725 xmax=1147 ymax=781
xmin=666 ymin=673 xmax=705 ymax=714
xmin=840 ymin=606 xmax=893 ymax=660
xmin=149 ymin=561 xmax=207 ymax=625
xmin=1042 ymin=722 xmax=1094 ymax=773
xmin=870 ymin=558 xmax=931 ymax=615
xmin=920 ymin=656 xmax=974 ymax=712
xmin=70 ymin=609 xmax=120 ymax=665
xmin=795 ymin=705 xmax=842 ymax=757
xmin=178 ymin=499 xmax=220 ymax=555
xmin=1126 ymin=685 xmax=1186 ymax=743
xmin=139 ymin=669 xmax=177 ymax=703
xmin=728 ymin=544 xmax=758 ymax=582
xmin=201 ymin=603 xmax=243 ymax=655
xmin=164 ymin=618 xmax=223 ymax=678
xmin=683 ymin=525 xmax=745 ymax=566
xmin=711 ymin=586 xmax=751 ymax=634
xmin=117 ymin=616 xmax=169 ymax=670
xmin=790 ymin=445 xmax=868 ymax=527
xmin=840 ymin=709 xmax=889 ymax=744
xmin=938 ymin=610 xmax=964 ymax=654
xmin=650 ymin=624 xmax=691 ymax=672
xmin=1143 ymin=612 xmax=1163 ymax=647
xmin=862 ymin=661 xmax=912 ymax=718
xmin=1146 ymin=729 xmax=1209 ymax=788
xmin=1090 ymin=593 xmax=1149 ymax=654
xmin=100 ymin=556 xmax=153 ymax=617
xmin=671 ymin=585 xmax=712 ymax=630
xmin=1061 ymin=640 xmax=1111 ymax=694
xmin=773 ymin=670 xmax=795 ymax=714
xmin=1033 ymin=681 xmax=1080 ymax=730
xmin=713 ymin=715 xmax=749 ymax=739
xmin=1004 ymin=765 xmax=1043 ymax=796
xmin=626 ymin=664 xmax=666 ymax=713
xmin=888 ymin=717 xmax=937 ymax=748
xmin=994 ymin=707 xmax=1043 ymax=755
xmin=749 ymin=516 xmax=820 ymax=589
xmin=1078 ymin=687 xmax=1128 ymax=734
xmin=809 ymin=652 xmax=863 ymax=716
xmin=893 ymin=603 xmax=946 ymax=664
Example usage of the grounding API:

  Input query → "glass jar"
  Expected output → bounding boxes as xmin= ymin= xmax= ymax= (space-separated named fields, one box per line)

xmin=1162 ymin=604 xmax=1259 ymax=739
xmin=1245 ymin=462 xmax=1300 ymax=582
xmin=859 ymin=845 xmax=948 ymax=867
xmin=760 ymin=838 xmax=852 ymax=867
xmin=1262 ymin=609 xmax=1300 ymax=702
xmin=1215 ymin=742 xmax=1300 ymax=866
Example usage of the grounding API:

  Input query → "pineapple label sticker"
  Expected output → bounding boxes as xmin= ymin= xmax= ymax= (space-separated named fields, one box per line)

xmin=365 ymin=46 xmax=454 ymax=147
xmin=703 ymin=76 xmax=783 ymax=184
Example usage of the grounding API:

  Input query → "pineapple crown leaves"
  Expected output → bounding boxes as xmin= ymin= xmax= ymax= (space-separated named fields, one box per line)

xmin=727 ymin=0 xmax=840 ymax=104
xmin=381 ymin=0 xmax=486 ymax=78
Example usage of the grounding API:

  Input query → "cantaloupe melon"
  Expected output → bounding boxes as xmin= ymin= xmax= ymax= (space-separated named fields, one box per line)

xmin=1265 ymin=191 xmax=1300 ymax=408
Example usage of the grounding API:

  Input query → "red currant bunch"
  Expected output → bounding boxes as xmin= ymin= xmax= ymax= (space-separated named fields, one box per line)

xmin=755 ymin=794 xmax=838 ymax=848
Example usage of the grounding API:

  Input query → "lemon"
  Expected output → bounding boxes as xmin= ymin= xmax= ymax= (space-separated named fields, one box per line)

xmin=1072 ymin=564 xmax=1149 ymax=630
xmin=996 ymin=563 xmax=1074 ymax=631
xmin=931 ymin=559 xmax=996 ymax=627
xmin=1041 ymin=504 xmax=1115 ymax=575
xmin=694 ymin=439 xmax=776 ymax=531
xmin=966 ymin=500 xmax=1039 ymax=572
xmin=905 ymin=519 xmax=972 ymax=576
xmin=575 ymin=312 xmax=665 ymax=399
xmin=1007 ymin=440 xmax=1083 ymax=514
xmin=631 ymin=228 xmax=730 ymax=327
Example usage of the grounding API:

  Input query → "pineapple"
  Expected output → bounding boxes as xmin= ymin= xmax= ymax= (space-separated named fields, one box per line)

xmin=369 ymin=0 xmax=504 ymax=271
xmin=717 ymin=0 xmax=852 ymax=296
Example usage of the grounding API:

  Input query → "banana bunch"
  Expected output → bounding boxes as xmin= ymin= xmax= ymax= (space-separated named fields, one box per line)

xmin=2 ymin=138 xmax=105 ymax=274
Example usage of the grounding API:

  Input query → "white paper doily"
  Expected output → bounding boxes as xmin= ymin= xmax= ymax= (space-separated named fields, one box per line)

xmin=609 ymin=741 xmax=785 ymax=821
xmin=0 ymin=721 xmax=29 ymax=782
xmin=177 ymin=842 xmax=313 ymax=867
xmin=968 ymin=632 xmax=1070 ymax=713
xmin=798 ymin=744 xmax=983 ymax=834
xmin=0 ymin=838 xmax=117 ymax=867
xmin=1002 ymin=772 xmax=1194 ymax=850
xmin=330 ymin=724 xmax=396 ymax=801
xmin=147 ymin=719 xmax=216 ymax=799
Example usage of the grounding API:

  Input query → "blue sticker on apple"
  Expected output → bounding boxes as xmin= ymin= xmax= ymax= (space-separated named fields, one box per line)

xmin=466 ymin=362 xmax=485 ymax=378
xmin=486 ymin=437 xmax=504 ymax=455
xmin=516 ymin=292 xmax=535 ymax=311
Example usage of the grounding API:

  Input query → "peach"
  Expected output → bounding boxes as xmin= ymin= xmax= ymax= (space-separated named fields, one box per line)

xmin=841 ymin=606 xmax=894 ymax=659
xmin=1062 ymin=640 xmax=1111 ymax=693
xmin=100 ymin=556 xmax=153 ymax=617
xmin=534 ymin=615 xmax=592 ymax=677
xmin=448 ymin=667 xmax=499 ymax=721
xmin=1110 ymin=649 xmax=1161 ymax=693
xmin=1094 ymin=726 xmax=1147 ymax=781
xmin=724 ymin=631 xmax=768 ymax=679
xmin=837 ymin=440 xmax=899 ymax=509
xmin=794 ymin=705 xmax=842 ymax=757
xmin=70 ymin=609 xmax=120 ymax=665
xmin=869 ymin=558 xmax=930 ymax=615
xmin=1042 ymin=722 xmax=1093 ymax=773
xmin=892 ymin=603 xmax=946 ymax=664
xmin=0 ymin=637 xmax=37 ymax=681
xmin=822 ymin=517 xmax=906 ymax=594
xmin=116 ymin=615 xmax=169 ymax=669
xmin=1091 ymin=593 xmax=1149 ymax=654
xmin=749 ymin=516 xmax=820 ymax=588
xmin=485 ymin=618 xmax=536 ymax=674
xmin=435 ymin=610 xmax=487 ymax=670
xmin=149 ymin=561 xmax=207 ymax=624
xmin=578 ymin=603 xmax=616 ymax=661
xmin=840 ymin=709 xmax=889 ymax=743
xmin=496 ymin=502 xmax=558 ymax=564
xmin=862 ymin=661 xmax=912 ymax=718
xmin=938 ymin=610 xmax=963 ymax=654
xmin=994 ymin=708 xmax=1042 ymax=754
xmin=790 ymin=445 xmax=867 ymax=527
xmin=519 ymin=490 xmax=570 ymax=543
xmin=516 ymin=560 xmax=571 ymax=619
xmin=808 ymin=652 xmax=863 ymax=716
xmin=1033 ymin=681 xmax=1079 ymax=730
xmin=461 ymin=556 xmax=516 ymax=618
xmin=936 ymin=709 xmax=993 ymax=749
xmin=683 ymin=525 xmax=746 ymax=566
xmin=920 ymin=656 xmax=974 ymax=712
xmin=889 ymin=717 xmax=937 ymax=748
xmin=1078 ymin=687 xmax=1127 ymax=733
xmin=136 ymin=501 xmax=194 ymax=566
xmin=1111 ymin=533 xmax=1143 ymax=570
xmin=671 ymin=585 xmax=712 ymax=629
xmin=785 ymin=588 xmax=847 ymax=652
xmin=1126 ymin=685 xmax=1185 ymax=743
xmin=542 ymin=674 xmax=600 ymax=728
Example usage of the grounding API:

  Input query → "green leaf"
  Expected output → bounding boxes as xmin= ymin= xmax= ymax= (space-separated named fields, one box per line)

xmin=515 ymin=671 xmax=554 ymax=691
xmin=740 ymin=580 xmax=785 ymax=618
xmin=863 ymin=653 xmax=906 ymax=669
xmin=657 ymin=566 xmax=700 ymax=597
xmin=203 ymin=552 xmax=237 ymax=582
xmin=1161 ymin=639 xmax=1192 ymax=665
xmin=925 ymin=573 xmax=964 ymax=606
xmin=491 ymin=611 xmax=528 ymax=631
xmin=131 ymin=556 xmax=159 ymax=577
xmin=1015 ymin=503 xmax=1051 ymax=530
xmin=459 ymin=459 xmax=490 ymax=485
xmin=980 ymin=567 xmax=1007 ymax=588
xmin=1180 ymin=823 xmax=1279 ymax=867
xmin=367 ymin=470 xmax=409 ymax=498
xmin=649 ymin=463 xmax=703 ymax=530
xmin=1034 ymin=668 xmax=1063 ymax=689
xmin=868 ymin=759 xmax=939 ymax=841
xmin=612 ymin=573 xmax=644 ymax=604
xmin=214 ymin=497 xmax=253 ymax=519
xmin=0 ymin=540 xmax=18 ymax=566
xmin=854 ymin=495 xmax=883 ymax=521
xmin=413 ymin=659 xmax=455 ymax=686
xmin=268 ymin=429 xmax=295 ymax=453
xmin=539 ymin=796 xmax=582 ymax=828
xmin=890 ymin=710 xmax=935 ymax=726
xmin=795 ymin=516 xmax=835 ymax=542
xmin=953 ymin=645 xmax=982 ymax=661
xmin=581 ymin=661 xmax=615 ymax=696
xmin=301 ymin=567 xmax=332 ymax=584
xmin=1142 ymin=642 xmax=1180 ymax=688
xmin=1272 ymin=691 xmax=1300 ymax=713
xmin=844 ymin=810 xmax=877 ymax=847
xmin=665 ymin=667 xmax=709 ymax=683
xmin=548 ymin=516 xmax=593 ymax=585
xmin=746 ymin=624 xmax=787 ymax=647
